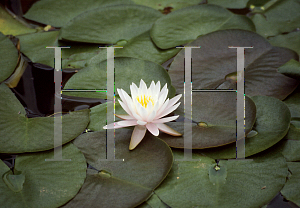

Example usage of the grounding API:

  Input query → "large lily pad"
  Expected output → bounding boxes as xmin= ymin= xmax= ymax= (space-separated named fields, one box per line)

xmin=208 ymin=0 xmax=249 ymax=9
xmin=24 ymin=0 xmax=134 ymax=27
xmin=281 ymin=162 xmax=300 ymax=207
xmin=268 ymin=31 xmax=300 ymax=57
xmin=284 ymin=84 xmax=300 ymax=118
xmin=198 ymin=95 xmax=291 ymax=159
xmin=59 ymin=5 xmax=162 ymax=44
xmin=169 ymin=29 xmax=299 ymax=100
xmin=0 ymin=83 xmax=90 ymax=153
xmin=62 ymin=129 xmax=173 ymax=208
xmin=0 ymin=32 xmax=19 ymax=83
xmin=154 ymin=149 xmax=288 ymax=208
xmin=150 ymin=4 xmax=255 ymax=49
xmin=114 ymin=31 xmax=180 ymax=64
xmin=159 ymin=92 xmax=256 ymax=149
xmin=0 ymin=143 xmax=86 ymax=208
xmin=63 ymin=57 xmax=175 ymax=99
xmin=0 ymin=6 xmax=36 ymax=36
xmin=250 ymin=0 xmax=300 ymax=38
xmin=131 ymin=0 xmax=203 ymax=11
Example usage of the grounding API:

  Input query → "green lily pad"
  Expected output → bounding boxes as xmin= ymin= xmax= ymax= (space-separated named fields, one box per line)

xmin=208 ymin=0 xmax=249 ymax=9
xmin=24 ymin=0 xmax=134 ymax=27
xmin=272 ymin=123 xmax=300 ymax=162
xmin=168 ymin=29 xmax=299 ymax=100
xmin=62 ymin=129 xmax=173 ymax=207
xmin=0 ymin=143 xmax=86 ymax=208
xmin=277 ymin=59 xmax=300 ymax=80
xmin=281 ymin=162 xmax=300 ymax=207
xmin=284 ymin=83 xmax=300 ymax=118
xmin=250 ymin=0 xmax=300 ymax=38
xmin=114 ymin=31 xmax=180 ymax=64
xmin=17 ymin=31 xmax=60 ymax=67
xmin=198 ymin=95 xmax=291 ymax=159
xmin=268 ymin=31 xmax=300 ymax=56
xmin=159 ymin=92 xmax=256 ymax=149
xmin=88 ymin=101 xmax=126 ymax=131
xmin=154 ymin=149 xmax=288 ymax=208
xmin=0 ymin=6 xmax=36 ymax=36
xmin=150 ymin=4 xmax=255 ymax=49
xmin=63 ymin=57 xmax=175 ymax=99
xmin=0 ymin=83 xmax=90 ymax=153
xmin=0 ymin=32 xmax=19 ymax=83
xmin=59 ymin=5 xmax=163 ymax=44
xmin=131 ymin=0 xmax=203 ymax=11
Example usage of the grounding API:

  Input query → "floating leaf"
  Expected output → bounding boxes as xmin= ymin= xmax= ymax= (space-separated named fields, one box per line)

xmin=59 ymin=5 xmax=163 ymax=44
xmin=198 ymin=95 xmax=291 ymax=159
xmin=0 ymin=32 xmax=19 ymax=83
xmin=0 ymin=143 xmax=86 ymax=208
xmin=62 ymin=129 xmax=173 ymax=207
xmin=208 ymin=0 xmax=249 ymax=9
xmin=24 ymin=0 xmax=134 ymax=27
xmin=158 ymin=92 xmax=256 ymax=149
xmin=277 ymin=59 xmax=300 ymax=80
xmin=154 ymin=149 xmax=288 ymax=208
xmin=168 ymin=29 xmax=299 ymax=100
xmin=284 ymin=84 xmax=300 ymax=118
xmin=0 ymin=83 xmax=90 ymax=153
xmin=250 ymin=0 xmax=300 ymax=38
xmin=281 ymin=162 xmax=300 ymax=207
xmin=63 ymin=57 xmax=175 ymax=99
xmin=0 ymin=6 xmax=36 ymax=36
xmin=268 ymin=31 xmax=300 ymax=56
xmin=150 ymin=4 xmax=255 ymax=49
xmin=131 ymin=0 xmax=203 ymax=11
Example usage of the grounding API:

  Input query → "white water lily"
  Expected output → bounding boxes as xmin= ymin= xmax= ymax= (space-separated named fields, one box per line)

xmin=103 ymin=79 xmax=182 ymax=150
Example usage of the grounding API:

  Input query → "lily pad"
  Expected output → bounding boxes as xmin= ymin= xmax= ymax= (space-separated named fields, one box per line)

xmin=154 ymin=149 xmax=288 ymax=208
xmin=208 ymin=0 xmax=249 ymax=9
xmin=268 ymin=31 xmax=300 ymax=56
xmin=284 ymin=84 xmax=300 ymax=118
xmin=131 ymin=0 xmax=203 ymax=11
xmin=24 ymin=0 xmax=134 ymax=27
xmin=277 ymin=59 xmax=300 ymax=80
xmin=168 ymin=29 xmax=299 ymax=100
xmin=0 ymin=143 xmax=86 ymax=208
xmin=114 ymin=31 xmax=180 ymax=64
xmin=63 ymin=57 xmax=175 ymax=99
xmin=150 ymin=4 xmax=255 ymax=49
xmin=197 ymin=96 xmax=291 ymax=159
xmin=158 ymin=92 xmax=256 ymax=149
xmin=17 ymin=31 xmax=60 ymax=67
xmin=59 ymin=5 xmax=163 ymax=44
xmin=281 ymin=162 xmax=300 ymax=207
xmin=0 ymin=32 xmax=19 ymax=83
xmin=250 ymin=0 xmax=300 ymax=38
xmin=0 ymin=6 xmax=36 ymax=36
xmin=0 ymin=83 xmax=90 ymax=153
xmin=62 ymin=129 xmax=173 ymax=207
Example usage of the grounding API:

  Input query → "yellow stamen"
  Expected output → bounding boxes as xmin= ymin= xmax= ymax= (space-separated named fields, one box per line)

xmin=136 ymin=95 xmax=154 ymax=108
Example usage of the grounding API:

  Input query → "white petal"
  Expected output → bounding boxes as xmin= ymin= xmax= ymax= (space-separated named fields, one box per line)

xmin=157 ymin=102 xmax=181 ymax=119
xmin=153 ymin=115 xmax=179 ymax=123
xmin=140 ymin=79 xmax=147 ymax=93
xmin=147 ymin=110 xmax=156 ymax=122
xmin=115 ymin=114 xmax=133 ymax=120
xmin=166 ymin=94 xmax=182 ymax=109
xmin=118 ymin=100 xmax=134 ymax=118
xmin=117 ymin=88 xmax=126 ymax=104
xmin=118 ymin=120 xmax=137 ymax=126
xmin=130 ymin=83 xmax=138 ymax=100
xmin=103 ymin=121 xmax=134 ymax=129
xmin=146 ymin=123 xmax=159 ymax=136
xmin=156 ymin=123 xmax=182 ymax=136
xmin=129 ymin=125 xmax=147 ymax=150
xmin=137 ymin=120 xmax=147 ymax=125
xmin=155 ymin=98 xmax=169 ymax=119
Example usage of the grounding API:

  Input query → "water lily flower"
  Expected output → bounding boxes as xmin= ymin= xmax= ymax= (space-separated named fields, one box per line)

xmin=103 ymin=79 xmax=182 ymax=150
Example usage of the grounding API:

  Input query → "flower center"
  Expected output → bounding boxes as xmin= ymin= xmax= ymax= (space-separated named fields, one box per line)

xmin=136 ymin=95 xmax=154 ymax=108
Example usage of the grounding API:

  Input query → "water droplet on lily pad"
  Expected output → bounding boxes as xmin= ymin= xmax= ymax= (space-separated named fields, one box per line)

xmin=116 ymin=39 xmax=128 ymax=46
xmin=247 ymin=130 xmax=258 ymax=138
xmin=198 ymin=122 xmax=208 ymax=127
xmin=98 ymin=170 xmax=112 ymax=178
